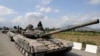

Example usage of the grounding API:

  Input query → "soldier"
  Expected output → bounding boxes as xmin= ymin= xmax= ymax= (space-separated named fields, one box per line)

xmin=33 ymin=21 xmax=45 ymax=38
xmin=37 ymin=21 xmax=44 ymax=31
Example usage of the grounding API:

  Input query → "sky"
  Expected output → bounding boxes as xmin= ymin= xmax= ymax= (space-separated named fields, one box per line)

xmin=0 ymin=0 xmax=100 ymax=28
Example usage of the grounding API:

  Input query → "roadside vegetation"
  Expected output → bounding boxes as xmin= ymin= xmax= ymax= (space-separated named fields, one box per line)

xmin=53 ymin=31 xmax=100 ymax=46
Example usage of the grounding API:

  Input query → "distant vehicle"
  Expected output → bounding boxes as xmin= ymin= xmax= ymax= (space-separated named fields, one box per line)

xmin=1 ymin=30 xmax=8 ymax=33
xmin=7 ymin=26 xmax=22 ymax=41
xmin=7 ymin=29 xmax=16 ymax=41
xmin=1 ymin=27 xmax=9 ymax=34
xmin=8 ymin=19 xmax=99 ymax=56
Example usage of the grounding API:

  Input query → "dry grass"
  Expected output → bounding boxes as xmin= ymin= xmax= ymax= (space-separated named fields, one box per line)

xmin=53 ymin=31 xmax=100 ymax=46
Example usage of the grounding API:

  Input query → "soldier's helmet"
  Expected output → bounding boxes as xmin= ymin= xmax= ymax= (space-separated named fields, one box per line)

xmin=26 ymin=24 xmax=33 ymax=30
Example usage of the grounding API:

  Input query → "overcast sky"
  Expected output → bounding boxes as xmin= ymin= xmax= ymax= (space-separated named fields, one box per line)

xmin=0 ymin=0 xmax=100 ymax=28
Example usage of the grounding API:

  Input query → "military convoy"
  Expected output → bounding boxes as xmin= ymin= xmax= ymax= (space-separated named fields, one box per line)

xmin=7 ymin=19 xmax=99 ymax=56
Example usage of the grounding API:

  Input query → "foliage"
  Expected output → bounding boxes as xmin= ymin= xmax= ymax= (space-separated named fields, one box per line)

xmin=53 ymin=31 xmax=100 ymax=46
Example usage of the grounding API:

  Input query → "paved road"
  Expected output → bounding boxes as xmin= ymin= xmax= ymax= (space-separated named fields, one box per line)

xmin=0 ymin=33 xmax=23 ymax=56
xmin=0 ymin=33 xmax=98 ymax=56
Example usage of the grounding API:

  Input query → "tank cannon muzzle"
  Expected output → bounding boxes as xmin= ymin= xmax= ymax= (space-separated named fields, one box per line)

xmin=41 ymin=19 xmax=99 ymax=36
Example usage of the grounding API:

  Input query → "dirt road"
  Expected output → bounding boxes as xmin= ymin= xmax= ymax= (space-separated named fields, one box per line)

xmin=0 ymin=32 xmax=98 ymax=56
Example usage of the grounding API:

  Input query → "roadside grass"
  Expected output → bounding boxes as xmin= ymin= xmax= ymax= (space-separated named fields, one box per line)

xmin=53 ymin=31 xmax=100 ymax=46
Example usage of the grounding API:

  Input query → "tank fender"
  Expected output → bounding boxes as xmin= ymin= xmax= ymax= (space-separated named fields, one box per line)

xmin=56 ymin=39 xmax=73 ymax=47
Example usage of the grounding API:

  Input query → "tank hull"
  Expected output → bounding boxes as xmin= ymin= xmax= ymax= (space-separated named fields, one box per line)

xmin=13 ymin=34 xmax=73 ymax=56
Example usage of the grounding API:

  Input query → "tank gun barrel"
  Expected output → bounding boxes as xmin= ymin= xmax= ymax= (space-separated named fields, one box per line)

xmin=42 ymin=19 xmax=99 ymax=36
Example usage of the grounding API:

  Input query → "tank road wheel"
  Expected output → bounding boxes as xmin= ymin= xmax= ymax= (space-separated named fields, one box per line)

xmin=24 ymin=50 xmax=33 ymax=56
xmin=20 ymin=47 xmax=23 ymax=52
xmin=28 ymin=53 xmax=33 ymax=56
xmin=18 ymin=46 xmax=21 ymax=50
xmin=18 ymin=46 xmax=20 ymax=50
xmin=19 ymin=47 xmax=22 ymax=51
xmin=22 ymin=49 xmax=25 ymax=54
xmin=25 ymin=51 xmax=28 ymax=56
xmin=19 ymin=47 xmax=21 ymax=51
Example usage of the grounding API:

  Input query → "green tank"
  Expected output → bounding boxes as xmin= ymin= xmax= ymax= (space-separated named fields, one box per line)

xmin=11 ymin=19 xmax=99 ymax=56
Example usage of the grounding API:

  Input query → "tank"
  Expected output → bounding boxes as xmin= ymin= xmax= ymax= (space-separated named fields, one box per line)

xmin=7 ymin=25 xmax=22 ymax=41
xmin=12 ymin=19 xmax=99 ymax=56
xmin=1 ymin=27 xmax=9 ymax=34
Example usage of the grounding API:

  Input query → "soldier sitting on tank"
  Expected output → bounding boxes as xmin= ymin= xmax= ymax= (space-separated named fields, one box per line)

xmin=33 ymin=21 xmax=46 ymax=38
xmin=37 ymin=21 xmax=44 ymax=31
